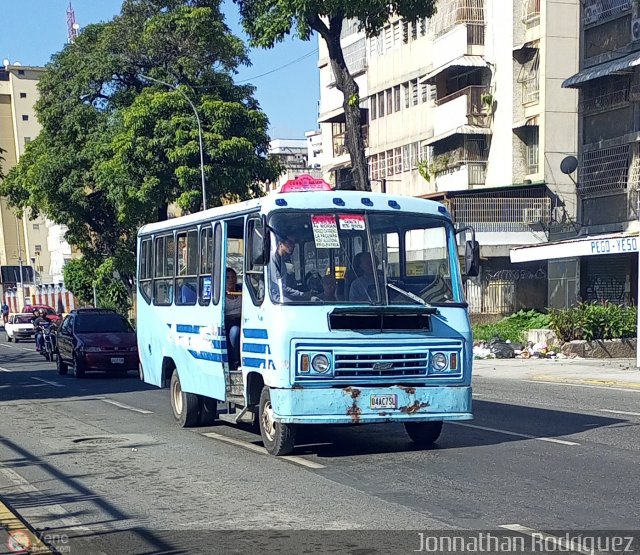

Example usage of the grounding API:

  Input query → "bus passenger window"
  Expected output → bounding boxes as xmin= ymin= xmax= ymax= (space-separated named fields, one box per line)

xmin=154 ymin=234 xmax=175 ymax=305
xmin=244 ymin=218 xmax=265 ymax=305
xmin=139 ymin=238 xmax=152 ymax=304
xmin=176 ymin=229 xmax=198 ymax=306
xmin=198 ymin=226 xmax=213 ymax=305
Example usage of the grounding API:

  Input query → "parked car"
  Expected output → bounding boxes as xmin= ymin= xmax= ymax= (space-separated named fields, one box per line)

xmin=56 ymin=309 xmax=137 ymax=378
xmin=5 ymin=313 xmax=36 ymax=343
xmin=21 ymin=305 xmax=62 ymax=323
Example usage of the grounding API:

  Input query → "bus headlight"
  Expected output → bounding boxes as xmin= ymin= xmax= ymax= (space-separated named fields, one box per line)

xmin=311 ymin=354 xmax=330 ymax=373
xmin=431 ymin=352 xmax=448 ymax=372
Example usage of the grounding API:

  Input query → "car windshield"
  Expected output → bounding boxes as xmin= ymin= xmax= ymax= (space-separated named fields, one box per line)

xmin=15 ymin=315 xmax=32 ymax=324
xmin=75 ymin=314 xmax=133 ymax=333
xmin=268 ymin=211 xmax=461 ymax=305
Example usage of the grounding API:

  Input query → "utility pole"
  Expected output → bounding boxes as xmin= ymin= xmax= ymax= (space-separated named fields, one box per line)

xmin=15 ymin=218 xmax=24 ymax=309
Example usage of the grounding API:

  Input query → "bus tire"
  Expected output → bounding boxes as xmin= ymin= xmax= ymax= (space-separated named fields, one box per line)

xmin=259 ymin=387 xmax=296 ymax=456
xmin=197 ymin=395 xmax=218 ymax=426
xmin=404 ymin=421 xmax=443 ymax=446
xmin=170 ymin=370 xmax=199 ymax=428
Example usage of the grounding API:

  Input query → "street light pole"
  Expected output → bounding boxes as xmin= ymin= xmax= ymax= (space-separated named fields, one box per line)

xmin=140 ymin=74 xmax=207 ymax=211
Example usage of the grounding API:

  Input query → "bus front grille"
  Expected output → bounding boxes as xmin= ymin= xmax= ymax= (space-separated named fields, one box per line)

xmin=334 ymin=352 xmax=428 ymax=378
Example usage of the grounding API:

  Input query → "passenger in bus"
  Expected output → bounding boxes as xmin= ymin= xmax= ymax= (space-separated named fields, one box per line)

xmin=225 ymin=267 xmax=242 ymax=369
xmin=319 ymin=274 xmax=338 ymax=302
xmin=269 ymin=235 xmax=319 ymax=302
xmin=180 ymin=281 xmax=197 ymax=304
xmin=349 ymin=252 xmax=380 ymax=302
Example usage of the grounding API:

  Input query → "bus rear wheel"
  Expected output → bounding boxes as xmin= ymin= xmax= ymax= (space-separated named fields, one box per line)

xmin=170 ymin=370 xmax=199 ymax=427
xmin=259 ymin=387 xmax=296 ymax=456
xmin=404 ymin=421 xmax=443 ymax=446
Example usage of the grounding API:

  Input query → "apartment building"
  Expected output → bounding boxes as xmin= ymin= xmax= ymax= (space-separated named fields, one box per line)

xmin=317 ymin=0 xmax=580 ymax=313
xmin=513 ymin=0 xmax=640 ymax=308
xmin=264 ymin=138 xmax=323 ymax=194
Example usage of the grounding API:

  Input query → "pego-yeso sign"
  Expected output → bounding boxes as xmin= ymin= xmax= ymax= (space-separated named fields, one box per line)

xmin=590 ymin=236 xmax=638 ymax=255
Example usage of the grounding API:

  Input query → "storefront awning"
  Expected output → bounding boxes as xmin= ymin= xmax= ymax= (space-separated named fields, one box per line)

xmin=422 ymin=55 xmax=488 ymax=85
xmin=513 ymin=40 xmax=538 ymax=52
xmin=512 ymin=115 xmax=539 ymax=129
xmin=510 ymin=231 xmax=639 ymax=263
xmin=424 ymin=125 xmax=490 ymax=146
xmin=562 ymin=52 xmax=640 ymax=88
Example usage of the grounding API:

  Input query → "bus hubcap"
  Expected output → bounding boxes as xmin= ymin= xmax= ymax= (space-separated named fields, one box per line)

xmin=262 ymin=401 xmax=276 ymax=441
xmin=172 ymin=379 xmax=183 ymax=414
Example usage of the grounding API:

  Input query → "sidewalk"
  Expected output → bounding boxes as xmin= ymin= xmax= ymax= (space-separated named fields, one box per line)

xmin=0 ymin=496 xmax=54 ymax=555
xmin=474 ymin=358 xmax=640 ymax=389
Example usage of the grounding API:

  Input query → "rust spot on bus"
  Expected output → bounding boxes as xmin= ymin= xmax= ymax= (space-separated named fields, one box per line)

xmin=400 ymin=401 xmax=429 ymax=414
xmin=347 ymin=404 xmax=362 ymax=423
xmin=398 ymin=386 xmax=416 ymax=395
xmin=343 ymin=387 xmax=361 ymax=399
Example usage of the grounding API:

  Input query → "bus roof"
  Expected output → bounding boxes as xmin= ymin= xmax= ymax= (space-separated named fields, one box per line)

xmin=138 ymin=191 xmax=450 ymax=236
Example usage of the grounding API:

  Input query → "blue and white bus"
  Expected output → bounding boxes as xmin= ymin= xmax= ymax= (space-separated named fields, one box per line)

xmin=136 ymin=176 xmax=479 ymax=455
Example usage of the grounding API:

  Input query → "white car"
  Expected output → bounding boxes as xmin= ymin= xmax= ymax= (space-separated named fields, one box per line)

xmin=5 ymin=313 xmax=35 ymax=343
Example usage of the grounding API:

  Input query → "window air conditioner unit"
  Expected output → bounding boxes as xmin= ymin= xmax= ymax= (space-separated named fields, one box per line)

xmin=522 ymin=207 xmax=543 ymax=223
xmin=632 ymin=17 xmax=640 ymax=42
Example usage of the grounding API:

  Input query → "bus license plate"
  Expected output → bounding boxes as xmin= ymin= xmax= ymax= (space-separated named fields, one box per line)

xmin=370 ymin=394 xmax=397 ymax=410
xmin=111 ymin=357 xmax=125 ymax=364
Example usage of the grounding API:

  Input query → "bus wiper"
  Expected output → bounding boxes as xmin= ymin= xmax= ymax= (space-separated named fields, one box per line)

xmin=386 ymin=283 xmax=433 ymax=308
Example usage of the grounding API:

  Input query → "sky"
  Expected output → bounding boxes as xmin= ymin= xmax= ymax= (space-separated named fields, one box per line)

xmin=0 ymin=0 xmax=319 ymax=139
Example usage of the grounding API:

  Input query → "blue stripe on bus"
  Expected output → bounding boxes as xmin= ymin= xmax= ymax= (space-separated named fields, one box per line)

xmin=212 ymin=339 xmax=227 ymax=349
xmin=242 ymin=357 xmax=266 ymax=368
xmin=177 ymin=324 xmax=202 ymax=334
xmin=188 ymin=350 xmax=227 ymax=362
xmin=242 ymin=343 xmax=270 ymax=354
xmin=243 ymin=328 xmax=268 ymax=339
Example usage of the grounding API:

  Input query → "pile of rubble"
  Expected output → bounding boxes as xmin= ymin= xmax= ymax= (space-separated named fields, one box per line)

xmin=473 ymin=338 xmax=579 ymax=360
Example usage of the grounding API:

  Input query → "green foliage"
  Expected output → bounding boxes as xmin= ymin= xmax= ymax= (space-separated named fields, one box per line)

xmin=549 ymin=302 xmax=637 ymax=342
xmin=1 ymin=0 xmax=280 ymax=284
xmin=63 ymin=257 xmax=131 ymax=316
xmin=473 ymin=310 xmax=551 ymax=343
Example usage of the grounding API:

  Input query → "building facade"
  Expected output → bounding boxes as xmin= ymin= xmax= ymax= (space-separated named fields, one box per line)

xmin=513 ymin=0 xmax=640 ymax=308
xmin=317 ymin=0 xmax=580 ymax=313
xmin=264 ymin=138 xmax=324 ymax=193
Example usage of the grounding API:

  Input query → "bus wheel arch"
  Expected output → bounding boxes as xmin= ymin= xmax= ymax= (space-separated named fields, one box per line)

xmin=246 ymin=372 xmax=264 ymax=407
xmin=161 ymin=357 xmax=176 ymax=388
xmin=169 ymin=368 xmax=199 ymax=428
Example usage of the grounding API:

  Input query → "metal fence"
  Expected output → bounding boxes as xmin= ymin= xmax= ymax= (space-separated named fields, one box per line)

xmin=452 ymin=196 xmax=551 ymax=232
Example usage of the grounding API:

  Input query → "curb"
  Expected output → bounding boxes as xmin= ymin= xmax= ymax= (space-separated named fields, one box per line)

xmin=0 ymin=494 xmax=56 ymax=554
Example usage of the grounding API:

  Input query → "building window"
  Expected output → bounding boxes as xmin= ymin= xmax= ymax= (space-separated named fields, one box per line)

xmin=19 ymin=92 xmax=26 ymax=98
xmin=394 ymin=147 xmax=402 ymax=174
xmin=384 ymin=25 xmax=392 ymax=51
xmin=402 ymin=20 xmax=410 ymax=43
xmin=21 ymin=115 xmax=28 ymax=121
xmin=369 ymin=154 xmax=379 ymax=180
xmin=392 ymin=21 xmax=401 ymax=48
xmin=410 ymin=79 xmax=419 ymax=106
xmin=402 ymin=145 xmax=411 ymax=171
xmin=429 ymin=84 xmax=437 ymax=102
xmin=379 ymin=151 xmax=387 ymax=178
xmin=579 ymin=144 xmax=631 ymax=197
xmin=386 ymin=88 xmax=393 ymax=114
xmin=421 ymin=82 xmax=428 ymax=103
xmin=403 ymin=82 xmax=410 ymax=108
xmin=32 ymin=223 xmax=39 ymax=231
xmin=378 ymin=92 xmax=385 ymax=117
xmin=393 ymin=85 xmax=401 ymax=112
xmin=411 ymin=142 xmax=420 ymax=168
xmin=34 ymin=244 xmax=42 ymax=253
xmin=386 ymin=149 xmax=395 ymax=176
xmin=18 ymin=70 xmax=24 ymax=75
xmin=370 ymin=96 xmax=377 ymax=120
xmin=518 ymin=49 xmax=540 ymax=105
xmin=526 ymin=128 xmax=539 ymax=175
xmin=411 ymin=20 xmax=418 ymax=41
xmin=24 ymin=137 xmax=31 ymax=145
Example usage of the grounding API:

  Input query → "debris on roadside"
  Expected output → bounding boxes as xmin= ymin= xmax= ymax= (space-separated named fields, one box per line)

xmin=473 ymin=337 xmax=580 ymax=360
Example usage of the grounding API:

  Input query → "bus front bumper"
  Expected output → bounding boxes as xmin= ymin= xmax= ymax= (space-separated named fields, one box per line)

xmin=270 ymin=385 xmax=473 ymax=425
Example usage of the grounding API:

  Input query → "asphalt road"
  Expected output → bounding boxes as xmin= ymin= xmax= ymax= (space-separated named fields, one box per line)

xmin=0 ymin=336 xmax=639 ymax=554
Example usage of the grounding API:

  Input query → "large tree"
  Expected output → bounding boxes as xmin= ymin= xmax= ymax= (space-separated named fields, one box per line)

xmin=1 ymin=0 xmax=280 ymax=281
xmin=234 ymin=0 xmax=438 ymax=191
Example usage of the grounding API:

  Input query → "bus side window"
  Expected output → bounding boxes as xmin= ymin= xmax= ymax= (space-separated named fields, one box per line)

xmin=139 ymin=238 xmax=152 ymax=304
xmin=198 ymin=225 xmax=213 ymax=305
xmin=176 ymin=229 xmax=198 ymax=306
xmin=212 ymin=223 xmax=223 ymax=305
xmin=244 ymin=217 xmax=265 ymax=305
xmin=154 ymin=233 xmax=174 ymax=306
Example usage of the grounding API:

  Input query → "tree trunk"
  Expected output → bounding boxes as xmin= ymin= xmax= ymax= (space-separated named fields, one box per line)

xmin=320 ymin=24 xmax=371 ymax=192
xmin=157 ymin=202 xmax=169 ymax=222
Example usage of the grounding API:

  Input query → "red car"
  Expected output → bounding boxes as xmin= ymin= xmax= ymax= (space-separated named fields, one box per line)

xmin=56 ymin=308 xmax=137 ymax=378
xmin=21 ymin=305 xmax=62 ymax=322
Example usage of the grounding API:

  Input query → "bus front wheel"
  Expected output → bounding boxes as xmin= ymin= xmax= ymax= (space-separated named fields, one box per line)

xmin=259 ymin=387 xmax=296 ymax=456
xmin=404 ymin=421 xmax=443 ymax=446
xmin=170 ymin=370 xmax=199 ymax=427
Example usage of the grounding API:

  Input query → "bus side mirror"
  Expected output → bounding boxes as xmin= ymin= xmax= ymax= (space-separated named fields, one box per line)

xmin=250 ymin=216 xmax=269 ymax=266
xmin=465 ymin=240 xmax=480 ymax=277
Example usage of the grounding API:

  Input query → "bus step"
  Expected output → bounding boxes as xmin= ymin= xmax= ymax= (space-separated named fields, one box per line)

xmin=229 ymin=370 xmax=244 ymax=386
xmin=218 ymin=406 xmax=254 ymax=426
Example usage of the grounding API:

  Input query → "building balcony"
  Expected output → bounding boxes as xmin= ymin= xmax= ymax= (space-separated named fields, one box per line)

xmin=430 ymin=23 xmax=485 ymax=70
xmin=431 ymin=85 xmax=490 ymax=138
xmin=433 ymin=162 xmax=487 ymax=192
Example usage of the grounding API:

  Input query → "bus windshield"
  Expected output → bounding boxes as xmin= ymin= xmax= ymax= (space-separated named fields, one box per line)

xmin=267 ymin=211 xmax=461 ymax=306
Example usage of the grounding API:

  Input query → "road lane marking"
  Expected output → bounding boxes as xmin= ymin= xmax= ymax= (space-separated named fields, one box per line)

xmin=526 ymin=379 xmax=640 ymax=393
xmin=597 ymin=408 xmax=640 ymax=417
xmin=0 ymin=365 xmax=12 ymax=372
xmin=30 ymin=377 xmax=64 ymax=387
xmin=500 ymin=524 xmax=595 ymax=555
xmin=101 ymin=399 xmax=153 ymax=414
xmin=0 ymin=343 xmax=36 ymax=353
xmin=451 ymin=422 xmax=580 ymax=446
xmin=202 ymin=431 xmax=326 ymax=469
xmin=472 ymin=393 xmax=482 ymax=397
